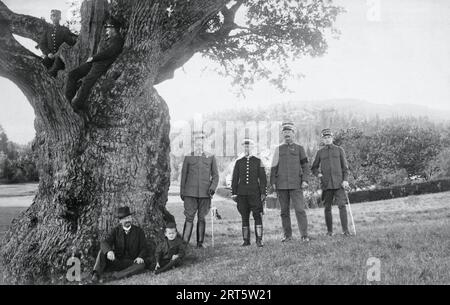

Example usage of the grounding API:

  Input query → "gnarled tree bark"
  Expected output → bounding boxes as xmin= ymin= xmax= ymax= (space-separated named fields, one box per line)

xmin=0 ymin=0 xmax=227 ymax=283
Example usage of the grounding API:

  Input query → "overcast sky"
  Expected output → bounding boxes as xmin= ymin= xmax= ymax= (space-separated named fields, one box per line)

xmin=1 ymin=0 xmax=449 ymax=144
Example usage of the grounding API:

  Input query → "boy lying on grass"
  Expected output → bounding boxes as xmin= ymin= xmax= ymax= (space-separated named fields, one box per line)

xmin=154 ymin=222 xmax=186 ymax=274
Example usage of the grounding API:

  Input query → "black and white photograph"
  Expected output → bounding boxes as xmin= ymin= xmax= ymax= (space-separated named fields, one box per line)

xmin=0 ymin=0 xmax=449 ymax=293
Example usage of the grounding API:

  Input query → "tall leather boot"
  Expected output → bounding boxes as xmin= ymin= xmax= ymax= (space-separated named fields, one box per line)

xmin=182 ymin=221 xmax=194 ymax=244
xmin=255 ymin=224 xmax=264 ymax=247
xmin=241 ymin=226 xmax=250 ymax=246
xmin=196 ymin=220 xmax=206 ymax=248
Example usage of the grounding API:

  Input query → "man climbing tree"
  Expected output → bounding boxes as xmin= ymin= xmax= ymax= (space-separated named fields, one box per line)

xmin=39 ymin=9 xmax=78 ymax=77
xmin=0 ymin=0 xmax=343 ymax=283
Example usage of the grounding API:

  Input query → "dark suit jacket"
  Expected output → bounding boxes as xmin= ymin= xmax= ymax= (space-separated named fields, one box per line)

xmin=91 ymin=34 xmax=124 ymax=68
xmin=311 ymin=144 xmax=349 ymax=190
xmin=101 ymin=225 xmax=149 ymax=262
xmin=231 ymin=155 xmax=267 ymax=196
xmin=39 ymin=24 xmax=77 ymax=56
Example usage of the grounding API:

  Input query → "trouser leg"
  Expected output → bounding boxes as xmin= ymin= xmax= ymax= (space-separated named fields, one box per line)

xmin=65 ymin=62 xmax=92 ymax=102
xmin=93 ymin=250 xmax=107 ymax=276
xmin=182 ymin=220 xmax=194 ymax=244
xmin=112 ymin=262 xmax=146 ymax=280
xmin=277 ymin=190 xmax=292 ymax=238
xmin=291 ymin=189 xmax=308 ymax=237
xmin=183 ymin=197 xmax=198 ymax=244
xmin=41 ymin=56 xmax=54 ymax=69
xmin=72 ymin=65 xmax=105 ymax=111
xmin=48 ymin=56 xmax=65 ymax=76
xmin=196 ymin=198 xmax=211 ymax=246
xmin=323 ymin=189 xmax=334 ymax=233
xmin=237 ymin=195 xmax=251 ymax=245
xmin=335 ymin=188 xmax=349 ymax=233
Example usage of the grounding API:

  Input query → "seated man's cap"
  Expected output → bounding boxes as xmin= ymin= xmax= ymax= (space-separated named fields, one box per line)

xmin=50 ymin=9 xmax=61 ymax=17
xmin=281 ymin=121 xmax=296 ymax=132
xmin=321 ymin=128 xmax=333 ymax=137
xmin=117 ymin=206 xmax=134 ymax=219
xmin=241 ymin=138 xmax=255 ymax=146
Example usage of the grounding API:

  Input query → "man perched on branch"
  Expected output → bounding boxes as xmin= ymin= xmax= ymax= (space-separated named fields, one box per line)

xmin=39 ymin=9 xmax=77 ymax=77
xmin=65 ymin=18 xmax=124 ymax=117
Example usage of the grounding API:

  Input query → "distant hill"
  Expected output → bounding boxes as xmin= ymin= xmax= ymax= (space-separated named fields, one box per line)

xmin=290 ymin=99 xmax=450 ymax=122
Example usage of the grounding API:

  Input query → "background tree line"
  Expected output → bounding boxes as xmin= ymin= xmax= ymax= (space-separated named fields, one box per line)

xmin=0 ymin=125 xmax=38 ymax=184
xmin=197 ymin=102 xmax=450 ymax=191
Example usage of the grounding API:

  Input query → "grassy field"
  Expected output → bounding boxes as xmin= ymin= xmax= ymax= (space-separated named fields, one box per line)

xmin=0 ymin=184 xmax=449 ymax=284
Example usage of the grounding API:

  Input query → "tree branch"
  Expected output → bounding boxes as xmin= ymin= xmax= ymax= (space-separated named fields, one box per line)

xmin=155 ymin=0 xmax=240 ymax=84
xmin=0 ymin=0 xmax=48 ymax=42
xmin=0 ymin=16 xmax=81 ymax=140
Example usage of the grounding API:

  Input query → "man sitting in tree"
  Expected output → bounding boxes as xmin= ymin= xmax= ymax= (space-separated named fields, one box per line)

xmin=65 ymin=18 xmax=124 ymax=117
xmin=39 ymin=9 xmax=78 ymax=77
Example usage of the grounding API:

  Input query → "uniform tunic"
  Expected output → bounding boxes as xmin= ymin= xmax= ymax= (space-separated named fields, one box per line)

xmin=270 ymin=143 xmax=310 ymax=189
xmin=311 ymin=144 xmax=349 ymax=190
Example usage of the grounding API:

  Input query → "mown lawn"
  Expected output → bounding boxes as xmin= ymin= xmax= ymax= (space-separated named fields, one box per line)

xmin=0 ymin=187 xmax=449 ymax=284
xmin=114 ymin=192 xmax=450 ymax=285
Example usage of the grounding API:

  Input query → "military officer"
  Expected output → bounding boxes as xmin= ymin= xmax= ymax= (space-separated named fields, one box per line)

xmin=39 ymin=9 xmax=77 ymax=77
xmin=231 ymin=138 xmax=267 ymax=247
xmin=311 ymin=128 xmax=351 ymax=236
xmin=270 ymin=122 xmax=311 ymax=242
xmin=180 ymin=131 xmax=219 ymax=248
xmin=65 ymin=18 xmax=124 ymax=117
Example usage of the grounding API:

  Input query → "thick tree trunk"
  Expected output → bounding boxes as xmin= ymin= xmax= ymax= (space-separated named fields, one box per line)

xmin=0 ymin=1 xmax=171 ymax=284
xmin=0 ymin=0 xmax=228 ymax=283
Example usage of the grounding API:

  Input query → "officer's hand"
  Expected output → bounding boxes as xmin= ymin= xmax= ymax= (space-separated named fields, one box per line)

xmin=107 ymin=251 xmax=115 ymax=261
xmin=301 ymin=181 xmax=309 ymax=190
xmin=86 ymin=56 xmax=93 ymax=63
xmin=231 ymin=195 xmax=238 ymax=202
xmin=48 ymin=53 xmax=54 ymax=59
xmin=134 ymin=257 xmax=144 ymax=264
xmin=318 ymin=173 xmax=323 ymax=178
xmin=272 ymin=184 xmax=277 ymax=192
xmin=208 ymin=188 xmax=215 ymax=197
xmin=180 ymin=194 xmax=185 ymax=201
xmin=171 ymin=254 xmax=179 ymax=261
xmin=342 ymin=181 xmax=349 ymax=190
xmin=260 ymin=194 xmax=266 ymax=202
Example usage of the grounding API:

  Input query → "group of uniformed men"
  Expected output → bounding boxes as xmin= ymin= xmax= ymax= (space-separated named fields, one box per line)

xmin=179 ymin=122 xmax=352 ymax=249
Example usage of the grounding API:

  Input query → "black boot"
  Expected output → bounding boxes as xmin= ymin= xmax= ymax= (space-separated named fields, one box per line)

xmin=196 ymin=220 xmax=206 ymax=248
xmin=255 ymin=224 xmax=264 ymax=247
xmin=182 ymin=221 xmax=194 ymax=244
xmin=241 ymin=226 xmax=250 ymax=246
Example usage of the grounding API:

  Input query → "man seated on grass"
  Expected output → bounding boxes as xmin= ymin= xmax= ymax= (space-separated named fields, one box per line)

xmin=154 ymin=222 xmax=186 ymax=274
xmin=91 ymin=206 xmax=149 ymax=283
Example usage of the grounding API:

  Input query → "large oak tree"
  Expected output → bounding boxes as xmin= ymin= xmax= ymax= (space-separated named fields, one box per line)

xmin=0 ymin=0 xmax=342 ymax=283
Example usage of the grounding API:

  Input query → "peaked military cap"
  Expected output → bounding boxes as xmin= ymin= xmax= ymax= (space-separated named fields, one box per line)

xmin=321 ymin=128 xmax=333 ymax=137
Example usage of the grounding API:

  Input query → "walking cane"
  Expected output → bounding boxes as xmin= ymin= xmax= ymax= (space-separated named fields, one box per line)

xmin=211 ymin=206 xmax=217 ymax=248
xmin=344 ymin=191 xmax=357 ymax=236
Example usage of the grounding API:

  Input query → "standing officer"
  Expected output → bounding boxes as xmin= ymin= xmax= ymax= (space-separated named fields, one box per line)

xmin=270 ymin=122 xmax=311 ymax=242
xmin=39 ymin=9 xmax=77 ymax=77
xmin=180 ymin=131 xmax=219 ymax=248
xmin=311 ymin=128 xmax=351 ymax=236
xmin=231 ymin=139 xmax=267 ymax=247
